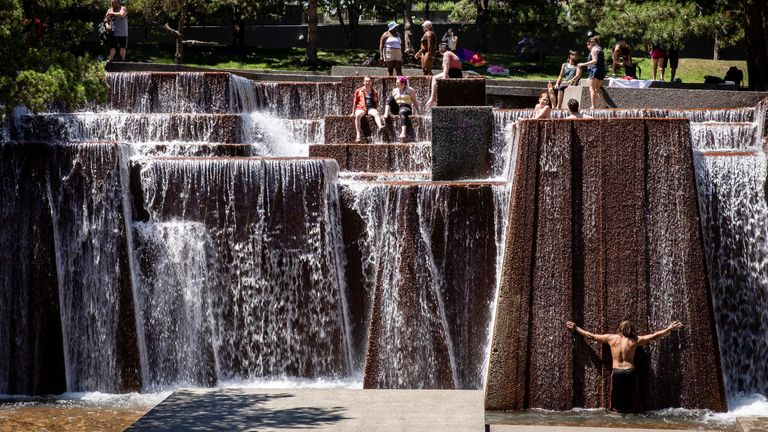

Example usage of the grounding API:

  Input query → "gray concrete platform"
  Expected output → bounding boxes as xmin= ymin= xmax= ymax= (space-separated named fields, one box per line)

xmin=126 ymin=388 xmax=483 ymax=431
xmin=490 ymin=427 xmax=724 ymax=432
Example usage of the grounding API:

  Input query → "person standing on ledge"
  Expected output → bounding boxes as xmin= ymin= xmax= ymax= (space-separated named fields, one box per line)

xmin=565 ymin=319 xmax=683 ymax=413
xmin=415 ymin=21 xmax=436 ymax=76
xmin=577 ymin=36 xmax=605 ymax=110
xmin=425 ymin=42 xmax=463 ymax=107
xmin=105 ymin=0 xmax=128 ymax=62
xmin=380 ymin=22 xmax=403 ymax=76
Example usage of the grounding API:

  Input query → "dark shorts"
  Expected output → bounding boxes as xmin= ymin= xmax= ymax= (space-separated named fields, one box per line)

xmin=386 ymin=97 xmax=413 ymax=127
xmin=108 ymin=35 xmax=127 ymax=50
xmin=664 ymin=49 xmax=679 ymax=69
xmin=448 ymin=68 xmax=463 ymax=78
xmin=557 ymin=83 xmax=570 ymax=92
xmin=610 ymin=368 xmax=638 ymax=413
xmin=588 ymin=68 xmax=606 ymax=80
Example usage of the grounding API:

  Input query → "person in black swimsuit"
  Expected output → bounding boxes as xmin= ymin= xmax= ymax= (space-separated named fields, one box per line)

xmin=415 ymin=21 xmax=436 ymax=76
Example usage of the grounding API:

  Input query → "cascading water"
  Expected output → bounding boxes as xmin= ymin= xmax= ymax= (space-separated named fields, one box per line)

xmin=46 ymin=143 xmax=140 ymax=393
xmin=133 ymin=158 xmax=353 ymax=388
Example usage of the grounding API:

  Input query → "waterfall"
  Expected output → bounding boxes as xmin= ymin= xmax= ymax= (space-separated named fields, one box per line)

xmin=133 ymin=158 xmax=352 ymax=386
xmin=694 ymin=151 xmax=768 ymax=398
xmin=345 ymin=181 xmax=503 ymax=389
xmin=46 ymin=142 xmax=139 ymax=393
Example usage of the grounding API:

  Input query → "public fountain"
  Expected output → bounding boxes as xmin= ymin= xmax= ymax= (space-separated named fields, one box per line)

xmin=2 ymin=70 xmax=768 ymax=429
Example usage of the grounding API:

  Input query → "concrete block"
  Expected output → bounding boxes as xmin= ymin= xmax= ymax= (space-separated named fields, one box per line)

xmin=431 ymin=106 xmax=493 ymax=180
xmin=435 ymin=77 xmax=486 ymax=106
xmin=484 ymin=118 xmax=727 ymax=412
xmin=309 ymin=144 xmax=349 ymax=170
xmin=562 ymin=84 xmax=768 ymax=109
xmin=347 ymin=144 xmax=390 ymax=172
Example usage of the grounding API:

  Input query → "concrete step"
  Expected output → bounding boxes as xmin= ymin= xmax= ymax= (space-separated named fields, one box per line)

xmin=310 ymin=142 xmax=431 ymax=173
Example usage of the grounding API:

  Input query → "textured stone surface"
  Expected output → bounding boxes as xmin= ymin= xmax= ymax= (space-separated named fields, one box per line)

xmin=0 ymin=142 xmax=67 ymax=395
xmin=435 ymin=77 xmax=486 ymax=106
xmin=309 ymin=143 xmax=430 ymax=172
xmin=485 ymin=118 xmax=726 ymax=412
xmin=356 ymin=182 xmax=501 ymax=390
xmin=486 ymin=85 xmax=542 ymax=109
xmin=431 ymin=106 xmax=493 ymax=180
xmin=563 ymin=85 xmax=768 ymax=109
xmin=323 ymin=115 xmax=430 ymax=144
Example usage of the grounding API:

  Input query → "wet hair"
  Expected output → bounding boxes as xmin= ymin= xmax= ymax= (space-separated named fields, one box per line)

xmin=439 ymin=42 xmax=451 ymax=51
xmin=567 ymin=98 xmax=579 ymax=112
xmin=588 ymin=36 xmax=600 ymax=45
xmin=539 ymin=92 xmax=550 ymax=106
xmin=569 ymin=50 xmax=579 ymax=57
xmin=618 ymin=320 xmax=638 ymax=342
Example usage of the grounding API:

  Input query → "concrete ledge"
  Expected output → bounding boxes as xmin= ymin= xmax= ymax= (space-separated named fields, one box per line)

xmin=309 ymin=143 xmax=430 ymax=172
xmin=332 ymin=65 xmax=431 ymax=77
xmin=126 ymin=388 xmax=483 ymax=432
xmin=435 ymin=78 xmax=486 ymax=106
xmin=323 ymin=115 xmax=430 ymax=144
xmin=563 ymin=85 xmax=768 ymax=109
xmin=431 ymin=106 xmax=492 ymax=180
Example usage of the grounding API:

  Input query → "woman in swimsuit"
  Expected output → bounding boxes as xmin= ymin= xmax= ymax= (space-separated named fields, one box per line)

xmin=650 ymin=44 xmax=666 ymax=81
xmin=577 ymin=36 xmax=606 ymax=110
xmin=554 ymin=50 xmax=581 ymax=109
xmin=415 ymin=21 xmax=436 ymax=76
xmin=426 ymin=42 xmax=463 ymax=106
xmin=379 ymin=22 xmax=403 ymax=76
xmin=383 ymin=76 xmax=420 ymax=142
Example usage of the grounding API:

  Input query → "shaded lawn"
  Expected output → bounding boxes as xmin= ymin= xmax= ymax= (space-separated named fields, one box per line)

xmin=132 ymin=43 xmax=749 ymax=85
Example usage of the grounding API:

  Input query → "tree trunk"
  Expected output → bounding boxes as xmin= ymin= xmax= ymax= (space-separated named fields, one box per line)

xmin=175 ymin=1 xmax=188 ymax=65
xmin=306 ymin=0 xmax=319 ymax=64
xmin=475 ymin=0 xmax=489 ymax=52
xmin=713 ymin=35 xmax=719 ymax=61
xmin=403 ymin=0 xmax=414 ymax=55
xmin=425 ymin=0 xmax=431 ymax=20
xmin=744 ymin=0 xmax=768 ymax=90
xmin=232 ymin=6 xmax=245 ymax=49
xmin=347 ymin=7 xmax=360 ymax=48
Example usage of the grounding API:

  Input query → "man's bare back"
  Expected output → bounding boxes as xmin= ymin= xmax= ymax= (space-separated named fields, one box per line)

xmin=566 ymin=319 xmax=682 ymax=412
xmin=566 ymin=320 xmax=683 ymax=369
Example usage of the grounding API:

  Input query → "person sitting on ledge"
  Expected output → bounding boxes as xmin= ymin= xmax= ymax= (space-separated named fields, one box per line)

xmin=565 ymin=319 xmax=683 ymax=413
xmin=351 ymin=75 xmax=385 ymax=143
xmin=383 ymin=76 xmax=420 ymax=142
xmin=426 ymin=42 xmax=463 ymax=107
xmin=566 ymin=98 xmax=591 ymax=118
xmin=531 ymin=82 xmax=556 ymax=119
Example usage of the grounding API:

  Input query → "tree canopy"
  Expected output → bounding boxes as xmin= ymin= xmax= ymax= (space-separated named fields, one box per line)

xmin=0 ymin=0 xmax=107 ymax=113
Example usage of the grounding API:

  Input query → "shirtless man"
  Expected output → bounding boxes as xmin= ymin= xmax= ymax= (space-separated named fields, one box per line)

xmin=565 ymin=319 xmax=683 ymax=412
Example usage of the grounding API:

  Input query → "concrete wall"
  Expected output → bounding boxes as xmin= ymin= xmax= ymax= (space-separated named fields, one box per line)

xmin=485 ymin=118 xmax=727 ymax=412
xmin=564 ymin=85 xmax=768 ymax=109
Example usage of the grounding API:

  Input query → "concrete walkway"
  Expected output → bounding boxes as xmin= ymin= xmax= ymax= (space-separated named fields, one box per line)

xmin=126 ymin=388 xmax=484 ymax=431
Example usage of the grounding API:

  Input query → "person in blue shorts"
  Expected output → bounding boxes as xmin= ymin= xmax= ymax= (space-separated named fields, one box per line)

xmin=577 ymin=36 xmax=605 ymax=110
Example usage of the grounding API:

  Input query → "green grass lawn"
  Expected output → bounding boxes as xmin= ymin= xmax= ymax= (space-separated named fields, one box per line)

xmin=132 ymin=43 xmax=748 ymax=85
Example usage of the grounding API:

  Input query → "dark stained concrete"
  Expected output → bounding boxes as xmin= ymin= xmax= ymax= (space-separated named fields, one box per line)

xmin=309 ymin=143 xmax=430 ymax=172
xmin=431 ymin=106 xmax=493 ymax=180
xmin=485 ymin=118 xmax=726 ymax=412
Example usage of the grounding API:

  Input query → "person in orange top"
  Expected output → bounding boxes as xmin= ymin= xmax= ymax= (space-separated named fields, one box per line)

xmin=351 ymin=76 xmax=386 ymax=143
xmin=426 ymin=42 xmax=463 ymax=106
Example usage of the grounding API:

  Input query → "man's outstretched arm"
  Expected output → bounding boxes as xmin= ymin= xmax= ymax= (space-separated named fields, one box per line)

xmin=637 ymin=321 xmax=683 ymax=345
xmin=566 ymin=321 xmax=612 ymax=343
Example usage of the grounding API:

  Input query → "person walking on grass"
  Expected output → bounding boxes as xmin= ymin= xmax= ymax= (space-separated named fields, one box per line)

xmin=415 ymin=21 xmax=437 ymax=76
xmin=351 ymin=76 xmax=385 ymax=143
xmin=565 ymin=319 xmax=683 ymax=413
xmin=104 ymin=0 xmax=128 ymax=62
xmin=380 ymin=22 xmax=403 ymax=76
xmin=577 ymin=36 xmax=606 ymax=110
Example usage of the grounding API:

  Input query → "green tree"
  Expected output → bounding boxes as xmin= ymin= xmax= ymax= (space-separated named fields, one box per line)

xmin=132 ymin=0 xmax=216 ymax=64
xmin=0 ymin=0 xmax=108 ymax=113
